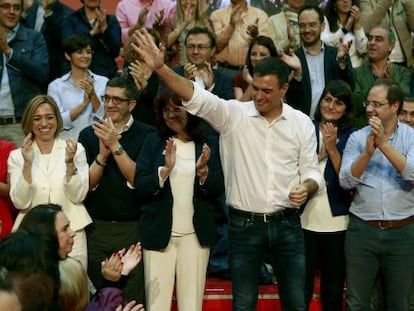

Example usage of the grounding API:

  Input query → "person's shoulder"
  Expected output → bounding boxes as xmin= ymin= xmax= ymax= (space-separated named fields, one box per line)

xmin=0 ymin=139 xmax=16 ymax=153
xmin=131 ymin=120 xmax=156 ymax=134
xmin=78 ymin=125 xmax=95 ymax=139
xmin=283 ymin=103 xmax=311 ymax=120
xmin=248 ymin=5 xmax=268 ymax=16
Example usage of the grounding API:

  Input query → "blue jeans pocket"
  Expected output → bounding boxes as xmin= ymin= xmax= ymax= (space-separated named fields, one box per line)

xmin=229 ymin=216 xmax=254 ymax=232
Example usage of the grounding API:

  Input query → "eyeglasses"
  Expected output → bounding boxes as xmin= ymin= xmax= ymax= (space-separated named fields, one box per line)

xmin=186 ymin=44 xmax=211 ymax=51
xmin=162 ymin=108 xmax=186 ymax=117
xmin=101 ymin=95 xmax=131 ymax=105
xmin=362 ymin=101 xmax=389 ymax=109
xmin=0 ymin=3 xmax=22 ymax=11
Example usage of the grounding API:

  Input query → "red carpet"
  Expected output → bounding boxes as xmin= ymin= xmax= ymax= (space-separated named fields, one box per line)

xmin=171 ymin=276 xmax=333 ymax=310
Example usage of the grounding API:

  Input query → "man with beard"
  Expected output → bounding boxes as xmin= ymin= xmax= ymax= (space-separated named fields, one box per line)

xmin=285 ymin=5 xmax=354 ymax=119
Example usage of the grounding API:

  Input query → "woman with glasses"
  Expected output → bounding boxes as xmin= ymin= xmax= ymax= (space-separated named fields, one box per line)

xmin=7 ymin=95 xmax=91 ymax=269
xmin=300 ymin=80 xmax=356 ymax=310
xmin=47 ymin=33 xmax=108 ymax=140
xmin=134 ymin=90 xmax=224 ymax=311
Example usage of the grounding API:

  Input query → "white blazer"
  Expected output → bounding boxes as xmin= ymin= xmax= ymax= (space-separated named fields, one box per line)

xmin=8 ymin=138 xmax=92 ymax=231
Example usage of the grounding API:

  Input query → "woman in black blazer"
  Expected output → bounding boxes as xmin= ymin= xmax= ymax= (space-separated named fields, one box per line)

xmin=134 ymin=90 xmax=224 ymax=311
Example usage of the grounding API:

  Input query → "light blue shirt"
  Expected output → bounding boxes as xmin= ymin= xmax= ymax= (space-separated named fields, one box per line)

xmin=47 ymin=70 xmax=108 ymax=140
xmin=303 ymin=44 xmax=325 ymax=119
xmin=339 ymin=122 xmax=414 ymax=220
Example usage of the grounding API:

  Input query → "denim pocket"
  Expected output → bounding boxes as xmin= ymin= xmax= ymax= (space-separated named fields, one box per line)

xmin=229 ymin=216 xmax=254 ymax=232
xmin=282 ymin=213 xmax=301 ymax=228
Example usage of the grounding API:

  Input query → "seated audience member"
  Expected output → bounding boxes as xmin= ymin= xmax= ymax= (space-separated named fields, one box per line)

xmin=7 ymin=95 xmax=91 ymax=268
xmin=0 ymin=139 xmax=16 ymax=239
xmin=352 ymin=25 xmax=413 ymax=128
xmin=268 ymin=0 xmax=305 ymax=51
xmin=0 ymin=0 xmax=49 ymax=147
xmin=62 ymin=0 xmax=121 ymax=78
xmin=301 ymin=80 xmax=356 ymax=310
xmin=78 ymin=77 xmax=154 ymax=303
xmin=116 ymin=0 xmax=176 ymax=46
xmin=284 ymin=5 xmax=354 ymax=119
xmin=0 ymin=266 xmax=21 ymax=311
xmin=19 ymin=204 xmax=75 ymax=261
xmin=210 ymin=0 xmax=270 ymax=77
xmin=134 ymin=90 xmax=224 ymax=311
xmin=166 ymin=0 xmax=211 ymax=66
xmin=0 ymin=230 xmax=61 ymax=310
xmin=359 ymin=0 xmax=414 ymax=67
xmin=122 ymin=28 xmax=162 ymax=126
xmin=48 ymin=34 xmax=108 ymax=140
xmin=233 ymin=35 xmax=278 ymax=101
xmin=399 ymin=97 xmax=414 ymax=127
xmin=321 ymin=0 xmax=367 ymax=68
xmin=61 ymin=246 xmax=143 ymax=311
xmin=21 ymin=0 xmax=74 ymax=82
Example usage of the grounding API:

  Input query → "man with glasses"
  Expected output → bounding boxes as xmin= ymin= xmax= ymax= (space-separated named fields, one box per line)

xmin=339 ymin=79 xmax=414 ymax=311
xmin=353 ymin=25 xmax=412 ymax=128
xmin=170 ymin=26 xmax=234 ymax=101
xmin=0 ymin=0 xmax=49 ymax=147
xmin=78 ymin=76 xmax=154 ymax=303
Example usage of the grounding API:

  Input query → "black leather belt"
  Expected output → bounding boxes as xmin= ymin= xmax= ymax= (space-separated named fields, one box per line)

xmin=0 ymin=116 xmax=21 ymax=125
xmin=218 ymin=62 xmax=244 ymax=71
xmin=229 ymin=207 xmax=297 ymax=223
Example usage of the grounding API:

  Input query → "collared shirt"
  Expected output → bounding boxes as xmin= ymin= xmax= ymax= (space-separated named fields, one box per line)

xmin=183 ymin=83 xmax=322 ymax=213
xmin=302 ymin=44 xmax=325 ymax=119
xmin=115 ymin=0 xmax=176 ymax=46
xmin=0 ymin=24 xmax=19 ymax=117
xmin=211 ymin=4 xmax=270 ymax=66
xmin=47 ymin=70 xmax=108 ymax=140
xmin=339 ymin=122 xmax=414 ymax=220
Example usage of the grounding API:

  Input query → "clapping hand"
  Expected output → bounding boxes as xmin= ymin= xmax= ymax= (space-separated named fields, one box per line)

xmin=65 ymin=138 xmax=77 ymax=164
xmin=132 ymin=29 xmax=166 ymax=71
xmin=21 ymin=133 xmax=34 ymax=164
xmin=196 ymin=143 xmax=210 ymax=181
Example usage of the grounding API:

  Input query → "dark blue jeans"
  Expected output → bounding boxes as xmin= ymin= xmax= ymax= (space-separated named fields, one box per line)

xmin=228 ymin=211 xmax=306 ymax=311
xmin=346 ymin=215 xmax=414 ymax=311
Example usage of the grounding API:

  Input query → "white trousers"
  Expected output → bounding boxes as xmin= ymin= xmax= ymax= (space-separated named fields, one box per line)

xmin=144 ymin=233 xmax=210 ymax=311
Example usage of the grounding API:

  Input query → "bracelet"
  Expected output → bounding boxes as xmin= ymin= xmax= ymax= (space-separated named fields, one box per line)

xmin=95 ymin=156 xmax=107 ymax=167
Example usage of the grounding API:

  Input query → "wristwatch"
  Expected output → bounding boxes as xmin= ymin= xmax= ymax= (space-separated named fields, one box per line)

xmin=113 ymin=145 xmax=125 ymax=156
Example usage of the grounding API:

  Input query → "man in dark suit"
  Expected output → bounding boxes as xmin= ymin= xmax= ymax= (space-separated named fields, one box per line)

xmin=21 ymin=0 xmax=73 ymax=82
xmin=285 ymin=5 xmax=354 ymax=119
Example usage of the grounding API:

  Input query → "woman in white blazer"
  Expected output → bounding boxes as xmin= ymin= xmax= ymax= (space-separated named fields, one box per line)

xmin=7 ymin=95 xmax=92 ymax=269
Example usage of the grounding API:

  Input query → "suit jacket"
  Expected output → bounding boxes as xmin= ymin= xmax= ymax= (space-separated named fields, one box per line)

xmin=171 ymin=66 xmax=235 ymax=100
xmin=61 ymin=7 xmax=121 ymax=78
xmin=286 ymin=44 xmax=354 ymax=116
xmin=134 ymin=133 xmax=224 ymax=250
xmin=313 ymin=121 xmax=355 ymax=216
xmin=21 ymin=0 xmax=73 ymax=81
xmin=4 ymin=24 xmax=49 ymax=117
xmin=8 ymin=138 xmax=91 ymax=231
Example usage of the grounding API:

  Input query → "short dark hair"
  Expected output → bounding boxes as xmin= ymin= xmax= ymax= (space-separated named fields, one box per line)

xmin=246 ymin=36 xmax=278 ymax=76
xmin=298 ymin=4 xmax=325 ymax=24
xmin=370 ymin=25 xmax=396 ymax=44
xmin=106 ymin=76 xmax=139 ymax=100
xmin=154 ymin=90 xmax=204 ymax=140
xmin=62 ymin=33 xmax=92 ymax=55
xmin=253 ymin=57 xmax=290 ymax=88
xmin=185 ymin=27 xmax=216 ymax=48
xmin=373 ymin=79 xmax=404 ymax=114
xmin=314 ymin=80 xmax=354 ymax=129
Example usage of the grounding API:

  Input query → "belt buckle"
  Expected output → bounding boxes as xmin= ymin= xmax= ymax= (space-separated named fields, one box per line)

xmin=263 ymin=213 xmax=270 ymax=223
xmin=378 ymin=221 xmax=389 ymax=230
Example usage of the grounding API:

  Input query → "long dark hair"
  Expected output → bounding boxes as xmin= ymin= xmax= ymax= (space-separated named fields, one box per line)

xmin=324 ymin=0 xmax=359 ymax=32
xmin=314 ymin=80 xmax=354 ymax=129
xmin=155 ymin=90 xmax=204 ymax=140
xmin=246 ymin=36 xmax=278 ymax=76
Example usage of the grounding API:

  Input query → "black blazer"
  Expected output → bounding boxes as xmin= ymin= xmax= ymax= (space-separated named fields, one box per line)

xmin=134 ymin=133 xmax=224 ymax=250
xmin=286 ymin=44 xmax=354 ymax=116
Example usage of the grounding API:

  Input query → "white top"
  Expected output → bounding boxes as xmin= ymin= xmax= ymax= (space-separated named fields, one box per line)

xmin=321 ymin=17 xmax=367 ymax=68
xmin=183 ymin=83 xmax=322 ymax=213
xmin=170 ymin=138 xmax=196 ymax=235
xmin=300 ymin=132 xmax=348 ymax=232
xmin=47 ymin=71 xmax=108 ymax=140
xmin=8 ymin=138 xmax=92 ymax=231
